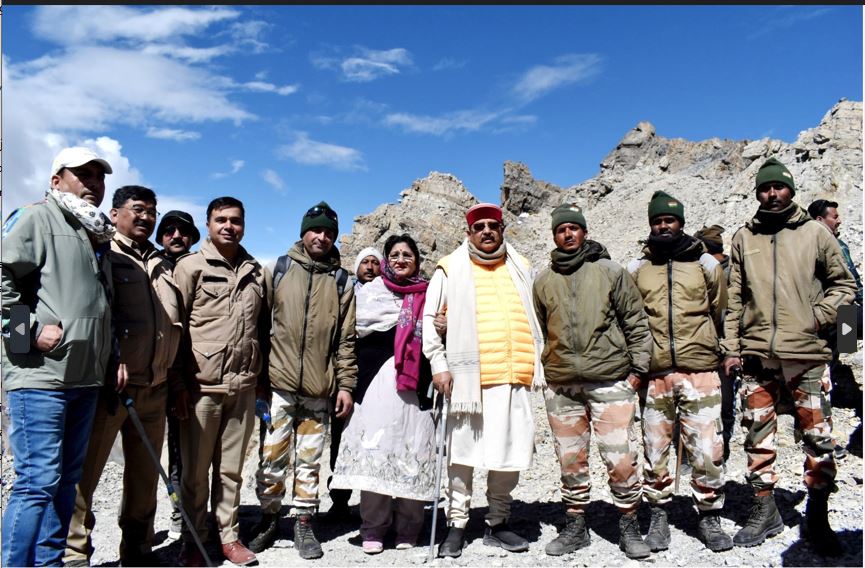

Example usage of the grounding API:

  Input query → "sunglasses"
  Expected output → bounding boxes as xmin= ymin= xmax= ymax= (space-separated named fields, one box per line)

xmin=304 ymin=206 xmax=338 ymax=221
xmin=161 ymin=224 xmax=192 ymax=237
xmin=470 ymin=221 xmax=503 ymax=233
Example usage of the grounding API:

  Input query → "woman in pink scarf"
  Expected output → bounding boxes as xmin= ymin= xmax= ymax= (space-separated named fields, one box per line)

xmin=330 ymin=234 xmax=436 ymax=554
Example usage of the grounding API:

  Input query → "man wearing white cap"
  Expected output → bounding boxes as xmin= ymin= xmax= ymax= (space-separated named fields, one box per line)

xmin=2 ymin=147 xmax=116 ymax=566
xmin=352 ymin=247 xmax=383 ymax=293
xmin=422 ymin=203 xmax=545 ymax=557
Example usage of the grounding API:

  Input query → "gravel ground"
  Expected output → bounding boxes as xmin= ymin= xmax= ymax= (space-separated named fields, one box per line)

xmin=2 ymin=356 xmax=862 ymax=567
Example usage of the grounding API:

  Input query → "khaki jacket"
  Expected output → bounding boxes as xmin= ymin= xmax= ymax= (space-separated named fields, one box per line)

xmin=627 ymin=236 xmax=727 ymax=375
xmin=268 ymin=242 xmax=357 ymax=398
xmin=174 ymin=239 xmax=270 ymax=394
xmin=109 ymin=233 xmax=183 ymax=387
xmin=1 ymin=196 xmax=112 ymax=390
xmin=533 ymin=240 xmax=651 ymax=383
xmin=721 ymin=205 xmax=856 ymax=362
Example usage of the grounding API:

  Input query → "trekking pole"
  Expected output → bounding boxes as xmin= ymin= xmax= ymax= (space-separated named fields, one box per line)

xmin=674 ymin=412 xmax=684 ymax=494
xmin=118 ymin=390 xmax=214 ymax=568
xmin=427 ymin=392 xmax=449 ymax=563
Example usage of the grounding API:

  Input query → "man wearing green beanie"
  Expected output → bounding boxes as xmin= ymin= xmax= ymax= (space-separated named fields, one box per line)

xmin=250 ymin=200 xmax=357 ymax=560
xmin=721 ymin=156 xmax=855 ymax=556
xmin=627 ymin=192 xmax=731 ymax=553
xmin=535 ymin=204 xmax=653 ymax=560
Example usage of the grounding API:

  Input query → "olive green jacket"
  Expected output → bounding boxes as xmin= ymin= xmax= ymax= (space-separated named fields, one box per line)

xmin=533 ymin=240 xmax=651 ymax=383
xmin=627 ymin=236 xmax=727 ymax=375
xmin=721 ymin=205 xmax=856 ymax=362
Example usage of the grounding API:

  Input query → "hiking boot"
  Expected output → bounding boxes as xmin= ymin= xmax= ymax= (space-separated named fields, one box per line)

xmin=545 ymin=513 xmax=590 ymax=556
xmin=645 ymin=506 xmax=670 ymax=552
xmin=437 ymin=527 xmax=465 ymax=558
xmin=618 ymin=512 xmax=651 ymax=559
xmin=248 ymin=512 xmax=279 ymax=553
xmin=833 ymin=444 xmax=849 ymax=461
xmin=733 ymin=493 xmax=784 ymax=547
xmin=698 ymin=511 xmax=733 ymax=552
xmin=294 ymin=514 xmax=323 ymax=560
xmin=483 ymin=522 xmax=529 ymax=552
xmin=801 ymin=488 xmax=842 ymax=556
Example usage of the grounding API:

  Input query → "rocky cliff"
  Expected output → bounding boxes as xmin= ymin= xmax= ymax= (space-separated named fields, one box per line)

xmin=341 ymin=99 xmax=862 ymax=276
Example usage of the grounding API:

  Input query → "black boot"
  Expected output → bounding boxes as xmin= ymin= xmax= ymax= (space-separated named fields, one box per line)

xmin=248 ymin=512 xmax=279 ymax=553
xmin=733 ymin=493 xmax=784 ymax=547
xmin=618 ymin=512 xmax=651 ymax=559
xmin=801 ymin=487 xmax=842 ymax=557
xmin=483 ymin=522 xmax=529 ymax=552
xmin=294 ymin=514 xmax=323 ymax=559
xmin=545 ymin=513 xmax=590 ymax=556
xmin=645 ymin=506 xmax=670 ymax=552
xmin=698 ymin=511 xmax=733 ymax=552
xmin=438 ymin=526 xmax=465 ymax=558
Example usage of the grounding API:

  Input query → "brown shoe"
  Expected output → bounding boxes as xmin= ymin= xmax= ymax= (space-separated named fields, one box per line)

xmin=222 ymin=541 xmax=257 ymax=566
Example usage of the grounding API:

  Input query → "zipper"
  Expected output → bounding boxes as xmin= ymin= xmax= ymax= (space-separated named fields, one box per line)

xmin=667 ymin=260 xmax=677 ymax=369
xmin=769 ymin=234 xmax=778 ymax=355
xmin=298 ymin=268 xmax=314 ymax=391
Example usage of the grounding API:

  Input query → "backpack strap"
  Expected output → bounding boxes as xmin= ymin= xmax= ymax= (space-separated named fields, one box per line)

xmin=272 ymin=255 xmax=291 ymax=292
xmin=331 ymin=267 xmax=349 ymax=298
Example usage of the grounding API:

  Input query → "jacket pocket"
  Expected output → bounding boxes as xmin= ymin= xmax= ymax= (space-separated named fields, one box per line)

xmin=191 ymin=341 xmax=227 ymax=384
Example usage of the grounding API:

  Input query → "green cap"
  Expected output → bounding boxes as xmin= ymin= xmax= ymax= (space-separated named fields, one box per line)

xmin=551 ymin=203 xmax=587 ymax=232
xmin=300 ymin=201 xmax=338 ymax=237
xmin=755 ymin=157 xmax=795 ymax=195
xmin=648 ymin=190 xmax=685 ymax=224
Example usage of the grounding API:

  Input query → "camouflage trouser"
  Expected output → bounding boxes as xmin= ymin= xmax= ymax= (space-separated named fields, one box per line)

xmin=641 ymin=371 xmax=725 ymax=511
xmin=255 ymin=390 xmax=329 ymax=515
xmin=741 ymin=357 xmax=836 ymax=494
xmin=544 ymin=379 xmax=642 ymax=514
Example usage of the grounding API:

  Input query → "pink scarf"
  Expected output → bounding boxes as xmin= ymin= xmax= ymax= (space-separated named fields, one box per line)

xmin=381 ymin=260 xmax=428 ymax=391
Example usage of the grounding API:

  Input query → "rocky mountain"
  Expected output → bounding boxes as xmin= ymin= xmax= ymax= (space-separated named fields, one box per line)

xmin=340 ymin=99 xmax=862 ymax=276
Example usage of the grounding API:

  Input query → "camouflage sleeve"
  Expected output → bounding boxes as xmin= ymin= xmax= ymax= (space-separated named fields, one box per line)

xmin=614 ymin=266 xmax=651 ymax=375
xmin=334 ymin=282 xmax=358 ymax=393
xmin=814 ymin=230 xmax=856 ymax=329
xmin=721 ymin=233 xmax=744 ymax=357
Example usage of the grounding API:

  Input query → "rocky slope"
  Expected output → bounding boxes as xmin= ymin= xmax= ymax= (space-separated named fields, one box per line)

xmin=341 ymin=99 xmax=862 ymax=277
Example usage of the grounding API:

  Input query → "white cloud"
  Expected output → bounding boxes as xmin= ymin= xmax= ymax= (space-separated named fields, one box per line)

xmin=277 ymin=132 xmax=366 ymax=171
xmin=146 ymin=127 xmax=201 ymax=142
xmin=512 ymin=53 xmax=602 ymax=102
xmin=748 ymin=7 xmax=834 ymax=39
xmin=241 ymin=81 xmax=299 ymax=96
xmin=432 ymin=58 xmax=467 ymax=71
xmin=32 ymin=6 xmax=240 ymax=45
xmin=142 ymin=44 xmax=233 ymax=63
xmin=384 ymin=109 xmax=501 ymax=137
xmin=261 ymin=169 xmax=286 ymax=192
xmin=211 ymin=159 xmax=246 ymax=179
xmin=312 ymin=47 xmax=413 ymax=82
xmin=228 ymin=20 xmax=272 ymax=53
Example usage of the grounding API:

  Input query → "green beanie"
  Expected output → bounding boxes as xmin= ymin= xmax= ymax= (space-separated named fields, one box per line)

xmin=300 ymin=201 xmax=339 ymax=237
xmin=551 ymin=203 xmax=587 ymax=232
xmin=647 ymin=190 xmax=685 ymax=223
xmin=754 ymin=157 xmax=795 ymax=195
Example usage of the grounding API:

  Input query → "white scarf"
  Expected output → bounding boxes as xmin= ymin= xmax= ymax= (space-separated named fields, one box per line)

xmin=440 ymin=239 xmax=545 ymax=415
xmin=48 ymin=189 xmax=115 ymax=243
xmin=355 ymin=276 xmax=400 ymax=338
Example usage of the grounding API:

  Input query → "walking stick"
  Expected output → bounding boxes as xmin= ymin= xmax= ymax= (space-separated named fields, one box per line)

xmin=674 ymin=417 xmax=685 ymax=494
xmin=118 ymin=390 xmax=214 ymax=568
xmin=427 ymin=392 xmax=449 ymax=563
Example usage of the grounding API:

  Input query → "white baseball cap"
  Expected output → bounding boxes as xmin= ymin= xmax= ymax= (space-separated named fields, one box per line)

xmin=51 ymin=147 xmax=113 ymax=176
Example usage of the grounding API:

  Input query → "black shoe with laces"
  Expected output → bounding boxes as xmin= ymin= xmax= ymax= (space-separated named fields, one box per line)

xmin=618 ymin=512 xmax=651 ymax=559
xmin=645 ymin=506 xmax=670 ymax=552
xmin=294 ymin=514 xmax=323 ymax=560
xmin=248 ymin=512 xmax=279 ymax=554
xmin=545 ymin=514 xmax=590 ymax=556
xmin=733 ymin=493 xmax=784 ymax=547
xmin=483 ymin=522 xmax=529 ymax=552
xmin=698 ymin=511 xmax=733 ymax=552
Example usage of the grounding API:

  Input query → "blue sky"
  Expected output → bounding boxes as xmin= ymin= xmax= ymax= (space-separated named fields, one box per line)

xmin=3 ymin=5 xmax=862 ymax=265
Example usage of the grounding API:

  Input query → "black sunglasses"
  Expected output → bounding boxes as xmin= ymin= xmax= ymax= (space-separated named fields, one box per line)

xmin=304 ymin=206 xmax=338 ymax=221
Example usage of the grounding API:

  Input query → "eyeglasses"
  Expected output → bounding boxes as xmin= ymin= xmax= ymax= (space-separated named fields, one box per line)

xmin=387 ymin=252 xmax=416 ymax=262
xmin=304 ymin=206 xmax=338 ymax=221
xmin=122 ymin=205 xmax=159 ymax=219
xmin=470 ymin=221 xmax=503 ymax=233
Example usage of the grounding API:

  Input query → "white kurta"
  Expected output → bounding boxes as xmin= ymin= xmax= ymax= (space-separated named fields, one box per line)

xmin=447 ymin=383 xmax=535 ymax=471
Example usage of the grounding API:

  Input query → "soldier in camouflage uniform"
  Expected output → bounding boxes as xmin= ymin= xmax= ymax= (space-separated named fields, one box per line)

xmin=722 ymin=158 xmax=856 ymax=557
xmin=628 ymin=191 xmax=732 ymax=553
xmin=533 ymin=205 xmax=653 ymax=560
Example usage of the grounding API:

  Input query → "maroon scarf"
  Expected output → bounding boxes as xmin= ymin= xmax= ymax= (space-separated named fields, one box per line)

xmin=381 ymin=259 xmax=428 ymax=391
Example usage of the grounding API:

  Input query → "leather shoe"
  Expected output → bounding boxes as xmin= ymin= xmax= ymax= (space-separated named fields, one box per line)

xmin=221 ymin=541 xmax=257 ymax=566
xmin=438 ymin=526 xmax=465 ymax=558
xmin=483 ymin=522 xmax=529 ymax=552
